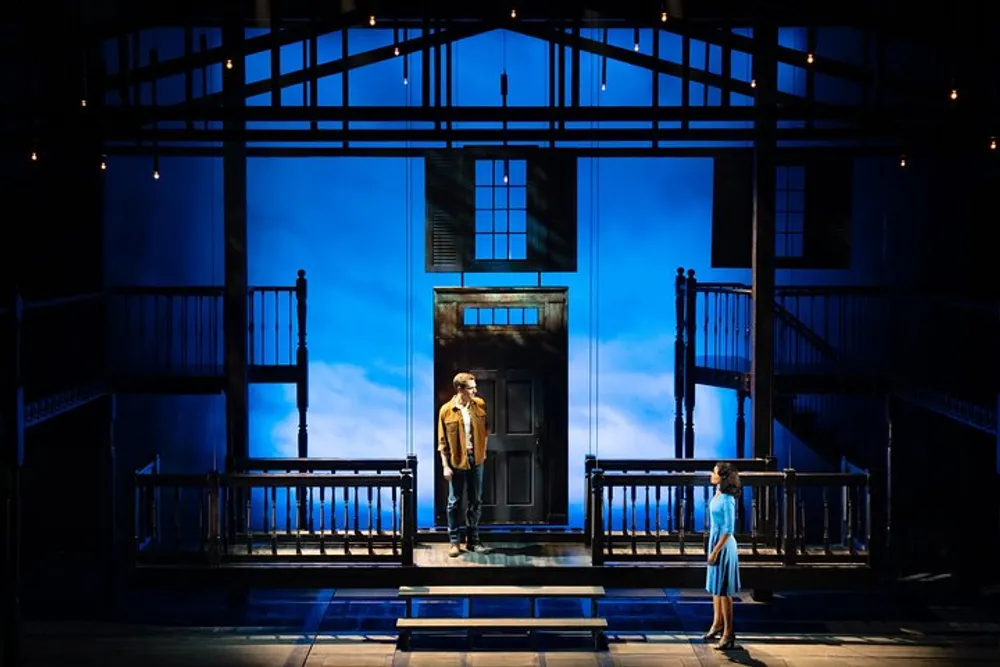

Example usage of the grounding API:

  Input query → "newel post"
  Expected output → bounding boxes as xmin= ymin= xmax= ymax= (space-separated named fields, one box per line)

xmin=400 ymin=468 xmax=415 ymax=566
xmin=782 ymin=468 xmax=797 ymax=565
xmin=405 ymin=453 xmax=419 ymax=541
xmin=590 ymin=469 xmax=605 ymax=566
xmin=674 ymin=268 xmax=686 ymax=460
xmin=295 ymin=269 xmax=308 ymax=459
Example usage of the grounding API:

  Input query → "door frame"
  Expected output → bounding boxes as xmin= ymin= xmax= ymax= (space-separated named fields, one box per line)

xmin=431 ymin=286 xmax=569 ymax=527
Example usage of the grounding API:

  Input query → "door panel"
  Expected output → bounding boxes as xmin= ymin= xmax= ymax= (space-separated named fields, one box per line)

xmin=471 ymin=369 xmax=545 ymax=523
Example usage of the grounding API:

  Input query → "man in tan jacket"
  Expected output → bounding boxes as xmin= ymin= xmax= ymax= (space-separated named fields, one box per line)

xmin=438 ymin=371 xmax=489 ymax=557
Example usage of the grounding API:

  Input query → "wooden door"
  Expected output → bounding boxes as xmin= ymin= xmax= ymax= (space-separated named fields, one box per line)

xmin=470 ymin=368 xmax=546 ymax=523
xmin=432 ymin=287 xmax=569 ymax=527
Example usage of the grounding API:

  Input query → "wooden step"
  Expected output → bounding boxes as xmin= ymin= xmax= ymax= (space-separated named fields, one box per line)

xmin=397 ymin=617 xmax=607 ymax=630
xmin=398 ymin=585 xmax=605 ymax=598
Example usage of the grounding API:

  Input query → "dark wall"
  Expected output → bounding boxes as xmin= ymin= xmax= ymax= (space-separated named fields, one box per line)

xmin=4 ymin=13 xmax=113 ymax=614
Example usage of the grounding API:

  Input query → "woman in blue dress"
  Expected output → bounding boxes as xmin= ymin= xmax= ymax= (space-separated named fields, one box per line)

xmin=704 ymin=461 xmax=741 ymax=650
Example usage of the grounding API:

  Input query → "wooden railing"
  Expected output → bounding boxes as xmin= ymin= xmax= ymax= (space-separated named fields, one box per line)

xmin=107 ymin=270 xmax=307 ymax=375
xmin=583 ymin=456 xmax=776 ymax=547
xmin=676 ymin=269 xmax=889 ymax=379
xmin=131 ymin=456 xmax=417 ymax=566
xmin=588 ymin=466 xmax=871 ymax=567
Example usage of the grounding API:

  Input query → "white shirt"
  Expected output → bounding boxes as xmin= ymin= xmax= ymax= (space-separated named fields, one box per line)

xmin=457 ymin=402 xmax=473 ymax=451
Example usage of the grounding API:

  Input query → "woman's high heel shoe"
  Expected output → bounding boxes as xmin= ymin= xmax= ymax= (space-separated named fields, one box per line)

xmin=713 ymin=635 xmax=736 ymax=650
xmin=702 ymin=625 xmax=723 ymax=641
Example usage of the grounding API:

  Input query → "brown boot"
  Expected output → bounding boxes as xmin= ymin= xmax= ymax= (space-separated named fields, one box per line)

xmin=448 ymin=544 xmax=461 ymax=558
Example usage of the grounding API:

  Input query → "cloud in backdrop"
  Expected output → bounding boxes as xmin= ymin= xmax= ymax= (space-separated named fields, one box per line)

xmin=269 ymin=337 xmax=729 ymax=526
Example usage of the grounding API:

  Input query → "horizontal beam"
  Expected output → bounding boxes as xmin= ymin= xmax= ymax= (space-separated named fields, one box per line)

xmin=49 ymin=103 xmax=991 ymax=126
xmin=103 ymin=145 xmax=906 ymax=159
xmin=91 ymin=0 xmax=947 ymax=33
xmin=94 ymin=127 xmax=895 ymax=143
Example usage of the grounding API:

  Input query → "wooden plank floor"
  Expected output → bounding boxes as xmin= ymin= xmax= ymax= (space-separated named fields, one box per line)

xmin=213 ymin=541 xmax=862 ymax=566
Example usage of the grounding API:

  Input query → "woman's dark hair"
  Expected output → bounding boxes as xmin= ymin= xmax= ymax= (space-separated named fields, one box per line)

xmin=715 ymin=461 xmax=742 ymax=496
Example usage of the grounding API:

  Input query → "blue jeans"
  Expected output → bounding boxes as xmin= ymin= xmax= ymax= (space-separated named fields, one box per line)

xmin=447 ymin=452 xmax=483 ymax=545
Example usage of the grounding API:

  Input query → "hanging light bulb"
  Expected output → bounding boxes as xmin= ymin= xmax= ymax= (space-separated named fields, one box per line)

xmin=100 ymin=155 xmax=107 ymax=171
xmin=633 ymin=28 xmax=640 ymax=52
xmin=369 ymin=15 xmax=376 ymax=26
xmin=899 ymin=156 xmax=906 ymax=168
xmin=503 ymin=160 xmax=509 ymax=183
xmin=949 ymin=88 xmax=958 ymax=101
xmin=991 ymin=138 xmax=997 ymax=150
xmin=403 ymin=76 xmax=408 ymax=85
xmin=661 ymin=11 xmax=668 ymax=22
xmin=750 ymin=79 xmax=757 ymax=88
xmin=81 ymin=98 xmax=87 ymax=107
xmin=153 ymin=169 xmax=160 ymax=179
xmin=30 ymin=150 xmax=37 ymax=161
xmin=601 ymin=82 xmax=606 ymax=91
xmin=510 ymin=8 xmax=517 ymax=18
xmin=394 ymin=46 xmax=400 ymax=56
xmin=807 ymin=53 xmax=815 ymax=64
xmin=225 ymin=58 xmax=233 ymax=70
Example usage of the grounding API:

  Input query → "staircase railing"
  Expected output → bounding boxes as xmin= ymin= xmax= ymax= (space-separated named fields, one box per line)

xmin=107 ymin=270 xmax=307 ymax=376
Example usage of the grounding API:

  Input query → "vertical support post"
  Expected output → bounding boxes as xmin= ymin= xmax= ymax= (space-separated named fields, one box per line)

xmin=341 ymin=28 xmax=349 ymax=149
xmin=295 ymin=270 xmax=308 ymax=459
xmin=735 ymin=390 xmax=747 ymax=459
xmin=400 ymin=468 xmax=415 ymax=565
xmin=652 ymin=28 xmax=660 ymax=147
xmin=683 ymin=270 xmax=697 ymax=459
xmin=270 ymin=7 xmax=281 ymax=106
xmin=570 ymin=21 xmax=580 ymax=108
xmin=105 ymin=395 xmax=118 ymax=612
xmin=421 ymin=14 xmax=431 ymax=108
xmin=405 ymin=453 xmax=418 ymax=538
xmin=547 ymin=36 xmax=556 ymax=148
xmin=750 ymin=16 xmax=778 ymax=461
xmin=782 ymin=468 xmax=797 ymax=565
xmin=222 ymin=16 xmax=250 ymax=544
xmin=673 ymin=268 xmax=685 ymax=460
xmin=583 ymin=454 xmax=596 ymax=547
xmin=3 ymin=291 xmax=24 ymax=667
xmin=683 ymin=270 xmax=697 ymax=530
xmin=589 ymin=469 xmax=604 ymax=566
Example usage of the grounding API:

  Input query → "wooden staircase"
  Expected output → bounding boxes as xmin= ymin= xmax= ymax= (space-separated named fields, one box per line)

xmin=676 ymin=269 xmax=998 ymax=467
xmin=395 ymin=585 xmax=608 ymax=651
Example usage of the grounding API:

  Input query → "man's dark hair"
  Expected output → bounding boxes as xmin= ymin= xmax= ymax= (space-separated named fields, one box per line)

xmin=716 ymin=461 xmax=742 ymax=496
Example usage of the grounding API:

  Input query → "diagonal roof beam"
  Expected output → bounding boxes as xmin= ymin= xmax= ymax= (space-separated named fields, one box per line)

xmin=659 ymin=22 xmax=927 ymax=99
xmin=191 ymin=22 xmax=496 ymax=106
xmin=507 ymin=22 xmax=804 ymax=106
xmin=105 ymin=11 xmax=363 ymax=89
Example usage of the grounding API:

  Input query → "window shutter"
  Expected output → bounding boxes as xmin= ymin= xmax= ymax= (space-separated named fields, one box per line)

xmin=525 ymin=154 xmax=578 ymax=272
xmin=425 ymin=150 xmax=475 ymax=273
xmin=804 ymin=157 xmax=853 ymax=269
xmin=711 ymin=150 xmax=754 ymax=269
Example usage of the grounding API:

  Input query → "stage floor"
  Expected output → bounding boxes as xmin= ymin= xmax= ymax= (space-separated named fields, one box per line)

xmin=19 ymin=588 xmax=1000 ymax=667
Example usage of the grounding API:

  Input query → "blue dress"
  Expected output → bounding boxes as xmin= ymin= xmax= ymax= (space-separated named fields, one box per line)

xmin=705 ymin=492 xmax=741 ymax=597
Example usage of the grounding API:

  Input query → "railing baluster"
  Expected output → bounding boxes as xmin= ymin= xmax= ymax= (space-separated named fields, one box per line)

xmin=822 ymin=487 xmax=831 ymax=555
xmin=654 ymin=485 xmax=662 ymax=555
xmin=605 ymin=486 xmax=614 ymax=557
xmin=295 ymin=486 xmax=303 ymax=556
xmin=750 ymin=496 xmax=758 ymax=555
xmin=319 ymin=485 xmax=327 ymax=555
xmin=846 ymin=486 xmax=855 ymax=556
xmin=270 ymin=487 xmax=278 ymax=555
xmin=343 ymin=486 xmax=351 ymax=555
xmin=245 ymin=492 xmax=252 ymax=555
xmin=391 ymin=485 xmax=398 ymax=556
xmin=628 ymin=485 xmax=637 ymax=555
